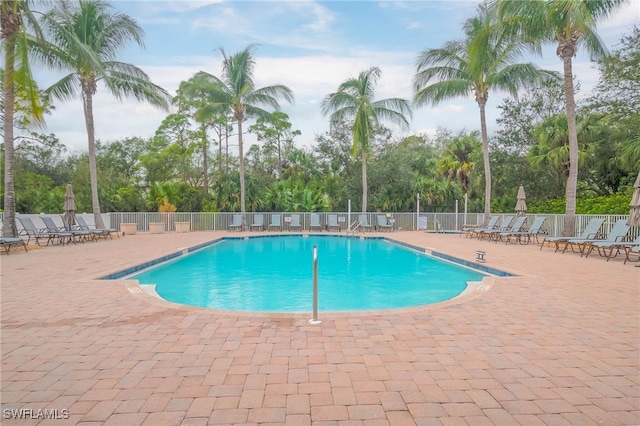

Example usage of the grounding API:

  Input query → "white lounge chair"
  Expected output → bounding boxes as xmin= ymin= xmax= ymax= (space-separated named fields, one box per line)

xmin=540 ymin=217 xmax=605 ymax=252
xmin=269 ymin=214 xmax=282 ymax=231
xmin=229 ymin=214 xmax=243 ymax=231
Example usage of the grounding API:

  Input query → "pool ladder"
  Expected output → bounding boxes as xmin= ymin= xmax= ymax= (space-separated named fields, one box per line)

xmin=346 ymin=220 xmax=361 ymax=236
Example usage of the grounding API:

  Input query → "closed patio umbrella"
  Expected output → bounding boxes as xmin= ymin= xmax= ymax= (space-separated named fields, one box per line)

xmin=515 ymin=185 xmax=527 ymax=217
xmin=62 ymin=183 xmax=77 ymax=231
xmin=627 ymin=171 xmax=640 ymax=227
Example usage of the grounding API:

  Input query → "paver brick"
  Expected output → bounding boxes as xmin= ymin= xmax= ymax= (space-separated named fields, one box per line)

xmin=2 ymin=231 xmax=638 ymax=426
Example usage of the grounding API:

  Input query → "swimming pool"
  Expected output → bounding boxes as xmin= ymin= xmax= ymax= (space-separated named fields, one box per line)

xmin=128 ymin=235 xmax=487 ymax=312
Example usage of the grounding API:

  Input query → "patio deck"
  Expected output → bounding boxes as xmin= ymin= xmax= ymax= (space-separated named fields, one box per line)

xmin=1 ymin=231 xmax=638 ymax=425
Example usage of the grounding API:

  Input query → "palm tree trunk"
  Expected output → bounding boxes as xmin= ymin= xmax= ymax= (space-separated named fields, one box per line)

xmin=562 ymin=55 xmax=578 ymax=237
xmin=82 ymin=90 xmax=106 ymax=229
xmin=237 ymin=119 xmax=246 ymax=223
xmin=2 ymin=34 xmax=17 ymax=238
xmin=478 ymin=99 xmax=492 ymax=224
xmin=361 ymin=149 xmax=368 ymax=214
xmin=202 ymin=126 xmax=208 ymax=195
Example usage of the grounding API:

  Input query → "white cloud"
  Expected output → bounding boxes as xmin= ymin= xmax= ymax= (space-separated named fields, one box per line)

xmin=192 ymin=6 xmax=249 ymax=35
xmin=598 ymin=1 xmax=640 ymax=30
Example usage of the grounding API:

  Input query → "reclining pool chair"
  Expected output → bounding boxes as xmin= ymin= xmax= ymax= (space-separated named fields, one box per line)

xmin=490 ymin=216 xmax=527 ymax=243
xmin=18 ymin=216 xmax=72 ymax=246
xmin=51 ymin=216 xmax=96 ymax=242
xmin=587 ymin=233 xmax=640 ymax=262
xmin=309 ymin=214 xmax=323 ymax=231
xmin=16 ymin=216 xmax=46 ymax=246
xmin=540 ymin=217 xmax=605 ymax=252
xmin=229 ymin=214 xmax=243 ymax=231
xmin=376 ymin=215 xmax=393 ymax=232
xmin=41 ymin=216 xmax=83 ymax=244
xmin=327 ymin=214 xmax=341 ymax=232
xmin=289 ymin=214 xmax=302 ymax=232
xmin=478 ymin=215 xmax=515 ymax=240
xmin=76 ymin=216 xmax=117 ymax=239
xmin=358 ymin=214 xmax=373 ymax=232
xmin=268 ymin=214 xmax=282 ymax=231
xmin=0 ymin=237 xmax=28 ymax=254
xmin=469 ymin=216 xmax=500 ymax=239
xmin=576 ymin=219 xmax=630 ymax=258
xmin=503 ymin=216 xmax=547 ymax=245
xmin=251 ymin=214 xmax=264 ymax=231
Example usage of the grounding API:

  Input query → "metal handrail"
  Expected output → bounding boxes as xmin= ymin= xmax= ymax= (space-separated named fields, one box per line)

xmin=309 ymin=245 xmax=321 ymax=324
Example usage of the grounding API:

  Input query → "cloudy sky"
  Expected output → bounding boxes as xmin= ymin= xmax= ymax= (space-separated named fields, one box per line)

xmin=31 ymin=0 xmax=640 ymax=153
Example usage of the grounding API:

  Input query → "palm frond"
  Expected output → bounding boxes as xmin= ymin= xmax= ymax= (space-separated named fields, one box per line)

xmin=414 ymin=79 xmax=472 ymax=106
xmin=102 ymin=67 xmax=170 ymax=110
xmin=44 ymin=73 xmax=80 ymax=103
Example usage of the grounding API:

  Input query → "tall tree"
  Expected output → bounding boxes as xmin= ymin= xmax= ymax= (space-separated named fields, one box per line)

xmin=587 ymin=25 xmax=640 ymax=174
xmin=414 ymin=2 xmax=558 ymax=223
xmin=495 ymin=0 xmax=627 ymax=235
xmin=249 ymin=111 xmax=300 ymax=180
xmin=1 ymin=0 xmax=45 ymax=237
xmin=439 ymin=132 xmax=481 ymax=194
xmin=322 ymin=66 xmax=412 ymax=213
xmin=184 ymin=45 xmax=294 ymax=219
xmin=40 ymin=0 xmax=170 ymax=228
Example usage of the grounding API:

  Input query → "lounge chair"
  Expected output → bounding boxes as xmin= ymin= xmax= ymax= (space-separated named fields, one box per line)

xmin=250 ymin=214 xmax=264 ymax=231
xmin=504 ymin=216 xmax=547 ymax=244
xmin=289 ymin=214 xmax=302 ymax=231
xmin=17 ymin=216 xmax=72 ymax=246
xmin=229 ymin=214 xmax=243 ymax=231
xmin=0 ymin=237 xmax=28 ymax=254
xmin=41 ymin=216 xmax=84 ymax=244
xmin=624 ymin=244 xmax=640 ymax=265
xmin=586 ymin=234 xmax=640 ymax=262
xmin=76 ymin=216 xmax=117 ymax=239
xmin=540 ymin=217 xmax=605 ymax=252
xmin=327 ymin=214 xmax=340 ymax=232
xmin=55 ymin=215 xmax=98 ymax=242
xmin=309 ymin=213 xmax=323 ymax=231
xmin=468 ymin=216 xmax=500 ymax=239
xmin=490 ymin=216 xmax=527 ymax=242
xmin=376 ymin=215 xmax=393 ymax=232
xmin=16 ymin=216 xmax=47 ymax=246
xmin=478 ymin=215 xmax=515 ymax=240
xmin=358 ymin=214 xmax=373 ymax=232
xmin=268 ymin=214 xmax=282 ymax=231
xmin=576 ymin=219 xmax=630 ymax=257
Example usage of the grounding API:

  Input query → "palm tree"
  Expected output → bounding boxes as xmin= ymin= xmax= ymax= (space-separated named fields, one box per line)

xmin=414 ymin=3 xmax=558 ymax=223
xmin=322 ymin=66 xmax=412 ymax=213
xmin=529 ymin=113 xmax=600 ymax=180
xmin=182 ymin=45 xmax=294 ymax=219
xmin=40 ymin=0 xmax=170 ymax=228
xmin=439 ymin=133 xmax=481 ymax=193
xmin=494 ymin=0 xmax=627 ymax=235
xmin=1 ymin=0 xmax=45 ymax=237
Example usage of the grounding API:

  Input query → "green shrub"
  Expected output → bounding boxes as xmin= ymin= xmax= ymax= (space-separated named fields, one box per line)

xmin=528 ymin=193 xmax=631 ymax=214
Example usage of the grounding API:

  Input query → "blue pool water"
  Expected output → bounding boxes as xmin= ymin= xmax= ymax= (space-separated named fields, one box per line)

xmin=130 ymin=236 xmax=486 ymax=312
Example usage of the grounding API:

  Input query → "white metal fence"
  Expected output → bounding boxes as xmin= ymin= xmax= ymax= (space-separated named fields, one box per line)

xmin=5 ymin=211 xmax=636 ymax=239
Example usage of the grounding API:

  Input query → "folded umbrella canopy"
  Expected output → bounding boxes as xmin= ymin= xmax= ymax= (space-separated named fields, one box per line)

xmin=62 ymin=183 xmax=77 ymax=231
xmin=515 ymin=185 xmax=527 ymax=217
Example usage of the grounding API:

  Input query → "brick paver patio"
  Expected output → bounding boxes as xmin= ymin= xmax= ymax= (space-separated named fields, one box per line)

xmin=1 ymin=230 xmax=638 ymax=425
